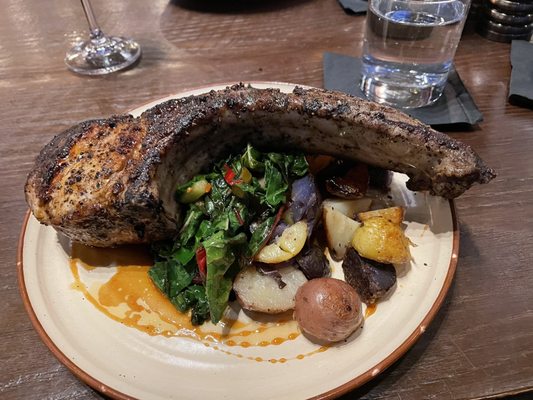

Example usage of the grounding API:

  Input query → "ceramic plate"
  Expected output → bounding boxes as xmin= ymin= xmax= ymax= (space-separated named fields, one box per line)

xmin=18 ymin=82 xmax=459 ymax=400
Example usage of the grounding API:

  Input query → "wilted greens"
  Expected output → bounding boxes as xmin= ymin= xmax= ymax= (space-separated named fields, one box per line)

xmin=149 ymin=145 xmax=308 ymax=325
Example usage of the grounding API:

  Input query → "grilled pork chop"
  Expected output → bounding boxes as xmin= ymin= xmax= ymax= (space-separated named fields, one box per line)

xmin=25 ymin=84 xmax=495 ymax=247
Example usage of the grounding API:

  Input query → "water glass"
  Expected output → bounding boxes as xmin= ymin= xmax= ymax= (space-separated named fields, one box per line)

xmin=360 ymin=0 xmax=471 ymax=108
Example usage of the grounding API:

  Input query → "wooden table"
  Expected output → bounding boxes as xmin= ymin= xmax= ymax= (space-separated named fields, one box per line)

xmin=1 ymin=0 xmax=532 ymax=399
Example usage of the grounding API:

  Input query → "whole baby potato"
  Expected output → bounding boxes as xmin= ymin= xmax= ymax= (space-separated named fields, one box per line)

xmin=294 ymin=278 xmax=363 ymax=343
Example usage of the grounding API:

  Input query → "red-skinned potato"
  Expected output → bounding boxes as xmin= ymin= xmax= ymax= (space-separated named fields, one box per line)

xmin=294 ymin=278 xmax=363 ymax=343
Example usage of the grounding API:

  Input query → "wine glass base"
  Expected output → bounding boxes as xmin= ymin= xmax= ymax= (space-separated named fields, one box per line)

xmin=65 ymin=35 xmax=141 ymax=76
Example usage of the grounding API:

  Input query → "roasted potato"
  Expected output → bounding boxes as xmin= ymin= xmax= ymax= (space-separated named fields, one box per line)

xmin=342 ymin=247 xmax=397 ymax=304
xmin=358 ymin=206 xmax=405 ymax=224
xmin=233 ymin=265 xmax=308 ymax=314
xmin=323 ymin=207 xmax=361 ymax=260
xmin=322 ymin=198 xmax=372 ymax=219
xmin=352 ymin=216 xmax=410 ymax=264
xmin=294 ymin=278 xmax=363 ymax=343
xmin=255 ymin=221 xmax=307 ymax=263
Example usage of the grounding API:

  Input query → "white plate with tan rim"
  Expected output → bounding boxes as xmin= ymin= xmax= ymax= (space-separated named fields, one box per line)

xmin=18 ymin=82 xmax=459 ymax=400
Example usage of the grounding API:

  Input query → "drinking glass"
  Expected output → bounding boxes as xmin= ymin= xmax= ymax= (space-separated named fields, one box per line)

xmin=65 ymin=0 xmax=141 ymax=75
xmin=360 ymin=0 xmax=471 ymax=108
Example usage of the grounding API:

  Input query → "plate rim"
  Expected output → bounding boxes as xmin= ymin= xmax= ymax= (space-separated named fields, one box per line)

xmin=17 ymin=81 xmax=460 ymax=400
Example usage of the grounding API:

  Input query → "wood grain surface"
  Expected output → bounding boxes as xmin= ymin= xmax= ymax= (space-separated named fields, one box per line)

xmin=1 ymin=0 xmax=532 ymax=399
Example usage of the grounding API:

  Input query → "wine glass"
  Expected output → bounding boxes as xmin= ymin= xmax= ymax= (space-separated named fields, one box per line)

xmin=65 ymin=0 xmax=141 ymax=75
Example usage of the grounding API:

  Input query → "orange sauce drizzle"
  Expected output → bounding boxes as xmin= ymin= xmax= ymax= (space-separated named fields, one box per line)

xmin=69 ymin=243 xmax=330 ymax=362
xmin=365 ymin=303 xmax=378 ymax=319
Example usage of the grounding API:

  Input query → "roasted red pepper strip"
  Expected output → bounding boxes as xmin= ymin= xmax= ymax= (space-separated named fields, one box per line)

xmin=223 ymin=164 xmax=242 ymax=186
xmin=196 ymin=247 xmax=207 ymax=282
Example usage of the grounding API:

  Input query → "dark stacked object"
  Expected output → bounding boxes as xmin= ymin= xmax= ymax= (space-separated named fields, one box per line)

xmin=477 ymin=0 xmax=533 ymax=42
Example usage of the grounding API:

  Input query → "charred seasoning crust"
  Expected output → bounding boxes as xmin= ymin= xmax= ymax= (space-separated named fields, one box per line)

xmin=137 ymin=83 xmax=494 ymax=194
xmin=25 ymin=83 xmax=495 ymax=246
xmin=26 ymin=116 xmax=133 ymax=204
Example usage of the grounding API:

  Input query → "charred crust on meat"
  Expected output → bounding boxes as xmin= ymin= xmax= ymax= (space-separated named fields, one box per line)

xmin=112 ymin=182 xmax=124 ymax=195
xmin=134 ymin=223 xmax=145 ymax=239
xmin=25 ymin=85 xmax=495 ymax=246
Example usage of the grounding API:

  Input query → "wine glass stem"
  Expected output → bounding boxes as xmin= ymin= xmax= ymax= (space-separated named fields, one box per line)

xmin=80 ymin=0 xmax=103 ymax=40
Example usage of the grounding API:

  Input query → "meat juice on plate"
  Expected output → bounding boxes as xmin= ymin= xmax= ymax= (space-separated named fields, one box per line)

xmin=361 ymin=0 xmax=469 ymax=108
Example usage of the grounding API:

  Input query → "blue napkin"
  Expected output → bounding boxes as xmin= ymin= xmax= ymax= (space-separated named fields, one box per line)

xmin=323 ymin=52 xmax=483 ymax=127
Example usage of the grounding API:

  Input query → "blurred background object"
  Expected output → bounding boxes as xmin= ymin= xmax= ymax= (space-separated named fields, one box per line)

xmin=65 ymin=0 xmax=141 ymax=75
xmin=477 ymin=0 xmax=533 ymax=42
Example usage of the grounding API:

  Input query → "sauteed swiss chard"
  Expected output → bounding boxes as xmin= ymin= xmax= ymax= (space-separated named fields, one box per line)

xmin=149 ymin=145 xmax=311 ymax=324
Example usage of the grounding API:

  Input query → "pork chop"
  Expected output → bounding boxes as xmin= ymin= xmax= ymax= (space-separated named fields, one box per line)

xmin=25 ymin=84 xmax=495 ymax=246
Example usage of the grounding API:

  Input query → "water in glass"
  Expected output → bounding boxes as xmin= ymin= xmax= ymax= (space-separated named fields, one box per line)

xmin=361 ymin=0 xmax=469 ymax=108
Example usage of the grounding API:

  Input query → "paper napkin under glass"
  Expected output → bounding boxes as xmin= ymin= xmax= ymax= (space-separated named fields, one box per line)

xmin=323 ymin=52 xmax=483 ymax=128
xmin=338 ymin=0 xmax=368 ymax=14
xmin=509 ymin=40 xmax=533 ymax=109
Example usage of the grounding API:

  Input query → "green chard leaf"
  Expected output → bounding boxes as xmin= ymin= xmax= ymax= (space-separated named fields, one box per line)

xmin=210 ymin=213 xmax=230 ymax=232
xmin=241 ymin=144 xmax=264 ymax=172
xmin=148 ymin=260 xmax=170 ymax=295
xmin=179 ymin=204 xmax=205 ymax=246
xmin=190 ymin=293 xmax=210 ymax=326
xmin=204 ymin=176 xmax=232 ymax=217
xmin=171 ymin=289 xmax=194 ymax=313
xmin=267 ymin=152 xmax=308 ymax=178
xmin=228 ymin=199 xmax=250 ymax=234
xmin=195 ymin=219 xmax=214 ymax=243
xmin=203 ymin=231 xmax=247 ymax=323
xmin=290 ymin=154 xmax=309 ymax=177
xmin=168 ymin=259 xmax=196 ymax=298
xmin=264 ymin=159 xmax=287 ymax=207
xmin=150 ymin=241 xmax=177 ymax=261
xmin=247 ymin=215 xmax=275 ymax=257
xmin=171 ymin=285 xmax=210 ymax=325
xmin=235 ymin=177 xmax=263 ymax=197
xmin=172 ymin=246 xmax=195 ymax=265
xmin=150 ymin=245 xmax=197 ymax=299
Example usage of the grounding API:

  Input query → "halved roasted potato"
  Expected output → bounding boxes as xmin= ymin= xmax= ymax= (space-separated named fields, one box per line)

xmin=233 ymin=265 xmax=308 ymax=313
